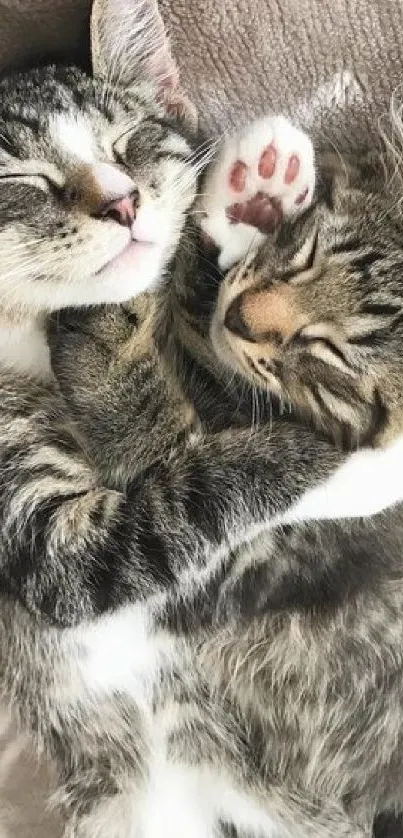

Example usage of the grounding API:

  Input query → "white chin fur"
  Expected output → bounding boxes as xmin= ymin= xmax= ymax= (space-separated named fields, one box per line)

xmin=1 ymin=243 xmax=167 ymax=316
xmin=77 ymin=241 xmax=167 ymax=306
xmin=0 ymin=243 xmax=169 ymax=379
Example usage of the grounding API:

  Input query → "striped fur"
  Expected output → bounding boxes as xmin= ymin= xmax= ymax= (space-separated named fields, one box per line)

xmin=49 ymin=94 xmax=403 ymax=838
xmin=0 ymin=2 xmax=347 ymax=833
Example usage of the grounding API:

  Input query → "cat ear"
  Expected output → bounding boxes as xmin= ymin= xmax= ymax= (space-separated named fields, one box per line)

xmin=91 ymin=0 xmax=197 ymax=130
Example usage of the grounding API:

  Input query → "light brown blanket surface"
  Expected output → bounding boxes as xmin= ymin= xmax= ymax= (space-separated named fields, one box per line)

xmin=1 ymin=0 xmax=403 ymax=140
xmin=0 ymin=0 xmax=403 ymax=835
xmin=160 ymin=0 xmax=403 ymax=144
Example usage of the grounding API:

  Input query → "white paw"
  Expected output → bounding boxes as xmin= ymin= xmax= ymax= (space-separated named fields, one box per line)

xmin=198 ymin=116 xmax=315 ymax=270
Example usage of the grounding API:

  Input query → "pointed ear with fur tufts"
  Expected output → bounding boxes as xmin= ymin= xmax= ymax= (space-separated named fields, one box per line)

xmin=90 ymin=0 xmax=197 ymax=131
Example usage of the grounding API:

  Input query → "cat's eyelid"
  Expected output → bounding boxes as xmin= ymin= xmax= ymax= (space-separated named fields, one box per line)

xmin=297 ymin=323 xmax=355 ymax=375
xmin=0 ymin=160 xmax=64 ymax=189
xmin=110 ymin=122 xmax=142 ymax=159
xmin=287 ymin=226 xmax=319 ymax=282
xmin=21 ymin=160 xmax=64 ymax=187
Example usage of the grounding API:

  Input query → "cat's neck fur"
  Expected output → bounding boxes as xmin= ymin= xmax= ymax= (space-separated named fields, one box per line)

xmin=0 ymin=307 xmax=50 ymax=379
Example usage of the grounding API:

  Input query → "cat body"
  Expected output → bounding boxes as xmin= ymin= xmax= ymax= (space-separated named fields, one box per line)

xmin=1 ymin=0 xmax=403 ymax=835
xmin=51 ymin=236 xmax=403 ymax=838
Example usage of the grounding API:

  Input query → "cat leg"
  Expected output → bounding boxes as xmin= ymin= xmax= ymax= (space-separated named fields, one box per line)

xmin=199 ymin=116 xmax=315 ymax=269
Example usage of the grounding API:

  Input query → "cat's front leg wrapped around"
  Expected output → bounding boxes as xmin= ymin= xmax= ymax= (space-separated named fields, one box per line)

xmin=49 ymin=293 xmax=198 ymax=487
xmin=49 ymin=303 xmax=345 ymax=588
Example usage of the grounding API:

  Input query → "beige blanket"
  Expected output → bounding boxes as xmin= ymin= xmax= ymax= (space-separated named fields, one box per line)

xmin=1 ymin=0 xmax=403 ymax=140
xmin=0 ymin=0 xmax=403 ymax=835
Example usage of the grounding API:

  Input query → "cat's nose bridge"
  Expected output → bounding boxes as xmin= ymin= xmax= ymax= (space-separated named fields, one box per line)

xmin=91 ymin=162 xmax=136 ymax=203
xmin=64 ymin=161 xmax=138 ymax=223
xmin=226 ymin=286 xmax=301 ymax=342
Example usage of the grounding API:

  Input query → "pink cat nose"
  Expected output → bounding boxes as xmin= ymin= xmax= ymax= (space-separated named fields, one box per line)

xmin=101 ymin=190 xmax=140 ymax=227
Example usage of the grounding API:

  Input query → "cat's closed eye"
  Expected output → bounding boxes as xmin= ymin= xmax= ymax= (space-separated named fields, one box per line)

xmin=0 ymin=170 xmax=56 ymax=192
xmin=285 ymin=227 xmax=319 ymax=281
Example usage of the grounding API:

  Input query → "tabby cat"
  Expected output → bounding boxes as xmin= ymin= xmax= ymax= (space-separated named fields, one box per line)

xmin=0 ymin=0 xmax=403 ymax=835
xmin=49 ymin=10 xmax=403 ymax=838
xmin=50 ymin=116 xmax=403 ymax=838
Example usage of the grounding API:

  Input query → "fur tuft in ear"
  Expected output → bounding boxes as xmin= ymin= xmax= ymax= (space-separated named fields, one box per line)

xmin=91 ymin=0 xmax=197 ymax=129
xmin=160 ymin=89 xmax=198 ymax=132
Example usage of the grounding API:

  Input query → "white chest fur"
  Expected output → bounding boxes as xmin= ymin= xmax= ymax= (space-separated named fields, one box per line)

xmin=0 ymin=318 xmax=51 ymax=379
xmin=63 ymin=607 xmax=283 ymax=838
xmin=72 ymin=603 xmax=170 ymax=703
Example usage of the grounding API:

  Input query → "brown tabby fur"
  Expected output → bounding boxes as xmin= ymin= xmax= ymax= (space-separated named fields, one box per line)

xmin=49 ymin=112 xmax=403 ymax=836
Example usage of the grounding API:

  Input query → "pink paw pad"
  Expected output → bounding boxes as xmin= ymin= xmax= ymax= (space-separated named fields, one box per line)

xmin=284 ymin=154 xmax=300 ymax=185
xmin=295 ymin=186 xmax=309 ymax=206
xmin=200 ymin=119 xmax=314 ymax=266
xmin=229 ymin=160 xmax=247 ymax=193
xmin=226 ymin=193 xmax=282 ymax=235
xmin=223 ymin=126 xmax=312 ymax=238
xmin=258 ymin=143 xmax=276 ymax=179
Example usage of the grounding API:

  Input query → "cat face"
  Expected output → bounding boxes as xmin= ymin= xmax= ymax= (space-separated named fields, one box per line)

xmin=211 ymin=153 xmax=403 ymax=445
xmin=0 ymin=1 xmax=198 ymax=317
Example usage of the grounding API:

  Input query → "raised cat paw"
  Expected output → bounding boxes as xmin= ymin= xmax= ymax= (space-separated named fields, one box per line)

xmin=199 ymin=116 xmax=315 ymax=269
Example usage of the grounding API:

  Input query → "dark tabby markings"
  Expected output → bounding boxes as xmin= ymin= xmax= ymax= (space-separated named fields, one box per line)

xmin=362 ymin=386 xmax=389 ymax=444
xmin=2 ymin=112 xmax=41 ymax=135
xmin=281 ymin=229 xmax=319 ymax=282
xmin=310 ymin=381 xmax=388 ymax=446
xmin=348 ymin=327 xmax=390 ymax=347
xmin=316 ymin=337 xmax=351 ymax=367
xmin=0 ymin=172 xmax=42 ymax=181
xmin=218 ymin=821 xmax=243 ymax=838
xmin=297 ymin=333 xmax=351 ymax=368
xmin=349 ymin=251 xmax=385 ymax=272
xmin=362 ymin=302 xmax=402 ymax=317
xmin=310 ymin=383 xmax=334 ymax=415
xmin=330 ymin=238 xmax=362 ymax=254
xmin=147 ymin=115 xmax=179 ymax=132
xmin=348 ymin=250 xmax=387 ymax=283
xmin=0 ymin=131 xmax=22 ymax=158
xmin=155 ymin=150 xmax=190 ymax=164
xmin=181 ymin=454 xmax=224 ymax=544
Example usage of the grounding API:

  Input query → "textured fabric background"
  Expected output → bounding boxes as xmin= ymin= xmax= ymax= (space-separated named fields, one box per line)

xmin=1 ymin=0 xmax=403 ymax=140
xmin=0 ymin=0 xmax=403 ymax=835
xmin=159 ymin=0 xmax=403 ymax=145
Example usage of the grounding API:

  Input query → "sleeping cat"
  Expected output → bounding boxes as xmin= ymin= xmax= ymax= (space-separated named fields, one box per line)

xmin=1 ymin=0 xmax=403 ymax=835
xmin=36 ymin=4 xmax=403 ymax=838
xmin=48 ymin=105 xmax=403 ymax=838
xmin=49 ymin=113 xmax=403 ymax=838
